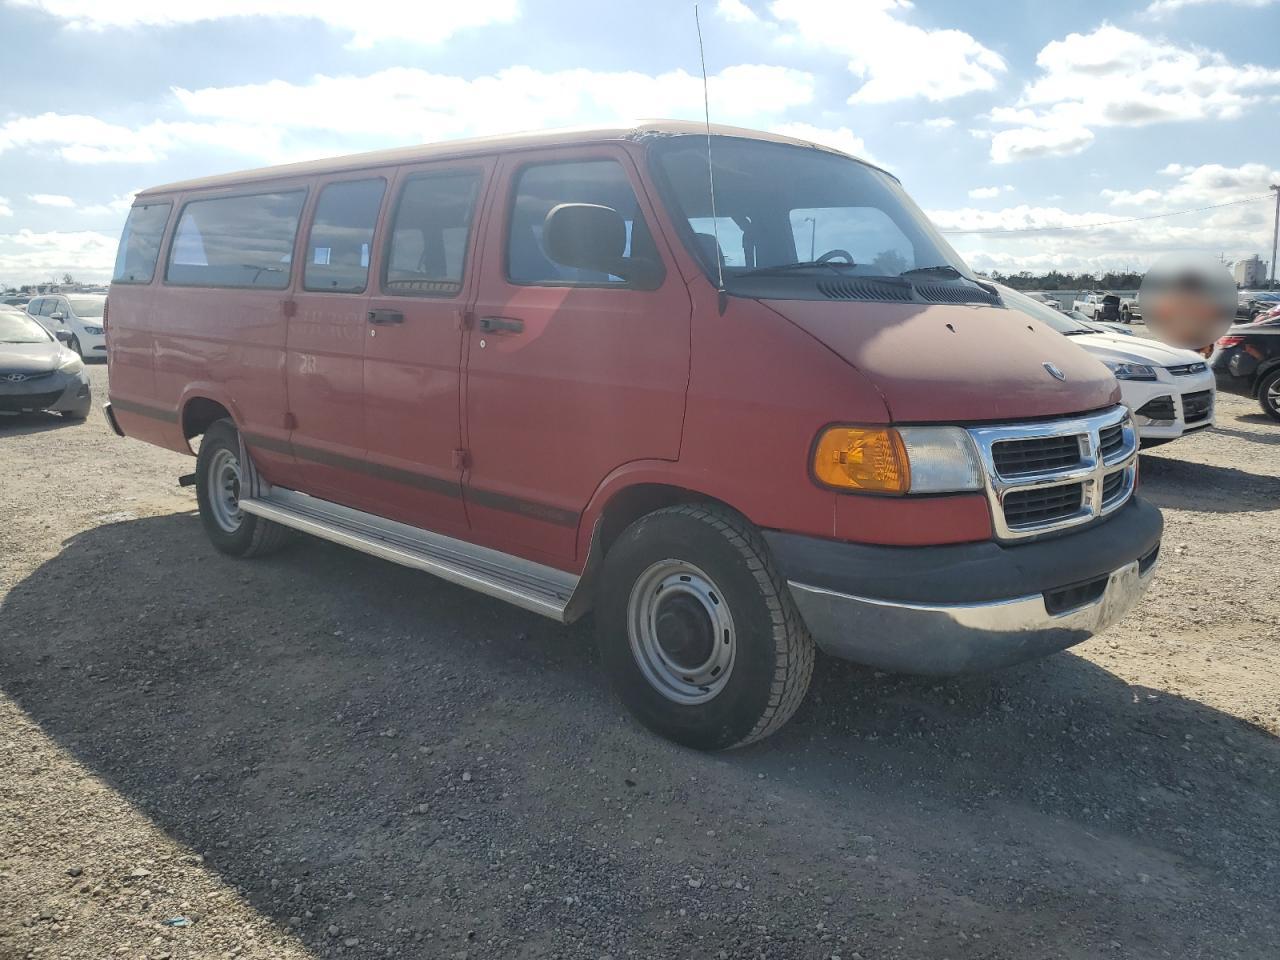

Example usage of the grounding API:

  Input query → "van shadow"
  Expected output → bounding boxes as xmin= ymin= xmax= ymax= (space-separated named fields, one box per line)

xmin=0 ymin=410 xmax=83 ymax=437
xmin=3 ymin=513 xmax=1277 ymax=956
xmin=1138 ymin=452 xmax=1280 ymax=512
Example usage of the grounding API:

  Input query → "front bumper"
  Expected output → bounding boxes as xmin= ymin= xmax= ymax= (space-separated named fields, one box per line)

xmin=765 ymin=497 xmax=1162 ymax=674
xmin=1120 ymin=371 xmax=1215 ymax=440
xmin=0 ymin=370 xmax=90 ymax=415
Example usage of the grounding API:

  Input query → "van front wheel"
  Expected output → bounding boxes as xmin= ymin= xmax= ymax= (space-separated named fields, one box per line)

xmin=596 ymin=504 xmax=815 ymax=750
xmin=195 ymin=419 xmax=291 ymax=557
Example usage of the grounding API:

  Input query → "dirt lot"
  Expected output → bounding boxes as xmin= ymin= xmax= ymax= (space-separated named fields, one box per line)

xmin=2 ymin=363 xmax=1278 ymax=960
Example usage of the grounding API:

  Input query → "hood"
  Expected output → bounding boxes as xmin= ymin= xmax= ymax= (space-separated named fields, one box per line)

xmin=1069 ymin=332 xmax=1203 ymax=367
xmin=0 ymin=341 xmax=61 ymax=374
xmin=762 ymin=299 xmax=1120 ymax=422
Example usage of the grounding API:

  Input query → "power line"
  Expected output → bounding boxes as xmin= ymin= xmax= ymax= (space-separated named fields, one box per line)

xmin=939 ymin=193 xmax=1274 ymax=236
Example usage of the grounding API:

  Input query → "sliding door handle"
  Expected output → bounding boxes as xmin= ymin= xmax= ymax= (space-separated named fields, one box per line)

xmin=479 ymin=316 xmax=524 ymax=334
xmin=367 ymin=309 xmax=404 ymax=325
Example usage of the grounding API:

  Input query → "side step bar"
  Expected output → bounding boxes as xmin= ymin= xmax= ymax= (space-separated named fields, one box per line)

xmin=240 ymin=487 xmax=579 ymax=621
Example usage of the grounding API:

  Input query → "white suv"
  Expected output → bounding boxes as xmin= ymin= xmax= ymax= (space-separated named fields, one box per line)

xmin=27 ymin=294 xmax=107 ymax=359
xmin=1002 ymin=286 xmax=1214 ymax=445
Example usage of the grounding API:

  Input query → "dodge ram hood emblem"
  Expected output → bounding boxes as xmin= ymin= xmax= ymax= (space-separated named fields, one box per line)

xmin=1043 ymin=362 xmax=1066 ymax=381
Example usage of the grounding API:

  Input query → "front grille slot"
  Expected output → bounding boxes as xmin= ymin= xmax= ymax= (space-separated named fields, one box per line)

xmin=991 ymin=435 xmax=1081 ymax=477
xmin=1101 ymin=469 xmax=1127 ymax=506
xmin=1136 ymin=396 xmax=1175 ymax=421
xmin=1098 ymin=423 xmax=1124 ymax=461
xmin=1003 ymin=483 xmax=1084 ymax=528
xmin=1167 ymin=362 xmax=1207 ymax=376
xmin=1181 ymin=389 xmax=1212 ymax=423
xmin=0 ymin=390 xmax=62 ymax=412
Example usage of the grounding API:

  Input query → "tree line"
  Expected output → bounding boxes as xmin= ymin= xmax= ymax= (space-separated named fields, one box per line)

xmin=980 ymin=270 xmax=1144 ymax=291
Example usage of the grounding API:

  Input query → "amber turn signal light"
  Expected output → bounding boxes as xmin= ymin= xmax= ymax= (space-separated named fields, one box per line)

xmin=812 ymin=427 xmax=910 ymax=494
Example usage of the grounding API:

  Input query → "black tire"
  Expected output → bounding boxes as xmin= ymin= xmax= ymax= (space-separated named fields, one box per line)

xmin=1120 ymin=308 xmax=1131 ymax=324
xmin=195 ymin=419 xmax=291 ymax=557
xmin=1258 ymin=369 xmax=1280 ymax=423
xmin=595 ymin=503 xmax=815 ymax=750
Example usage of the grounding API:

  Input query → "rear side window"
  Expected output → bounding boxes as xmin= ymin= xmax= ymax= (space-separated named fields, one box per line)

xmin=304 ymin=179 xmax=386 ymax=293
xmin=113 ymin=201 xmax=171 ymax=284
xmin=384 ymin=171 xmax=481 ymax=297
xmin=507 ymin=160 xmax=660 ymax=286
xmin=167 ymin=190 xmax=306 ymax=289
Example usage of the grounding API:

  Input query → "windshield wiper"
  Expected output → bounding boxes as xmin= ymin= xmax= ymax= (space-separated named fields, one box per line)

xmin=735 ymin=260 xmax=859 ymax=278
xmin=900 ymin=264 xmax=964 ymax=279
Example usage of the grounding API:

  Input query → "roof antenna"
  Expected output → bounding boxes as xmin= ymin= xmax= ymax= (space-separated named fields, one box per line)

xmin=695 ymin=4 xmax=728 ymax=314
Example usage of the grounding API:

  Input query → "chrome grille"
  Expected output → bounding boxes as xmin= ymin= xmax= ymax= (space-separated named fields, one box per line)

xmin=1167 ymin=362 xmax=1207 ymax=376
xmin=967 ymin=406 xmax=1138 ymax=541
xmin=991 ymin=435 xmax=1081 ymax=477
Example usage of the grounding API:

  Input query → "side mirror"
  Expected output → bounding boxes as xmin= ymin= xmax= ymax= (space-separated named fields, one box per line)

xmin=54 ymin=329 xmax=73 ymax=344
xmin=542 ymin=203 xmax=661 ymax=288
xmin=50 ymin=312 xmax=65 ymax=322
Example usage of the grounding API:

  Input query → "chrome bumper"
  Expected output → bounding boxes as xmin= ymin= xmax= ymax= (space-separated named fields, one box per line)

xmin=787 ymin=553 xmax=1157 ymax=675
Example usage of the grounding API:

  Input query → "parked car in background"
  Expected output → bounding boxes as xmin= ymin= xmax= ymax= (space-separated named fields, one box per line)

xmin=104 ymin=121 xmax=1161 ymax=750
xmin=0 ymin=309 xmax=92 ymax=420
xmin=1073 ymin=292 xmax=1140 ymax=324
xmin=1212 ymin=312 xmax=1280 ymax=421
xmin=1028 ymin=292 xmax=1061 ymax=310
xmin=26 ymin=293 xmax=107 ymax=359
xmin=2 ymin=296 xmax=30 ymax=307
xmin=1236 ymin=292 xmax=1280 ymax=322
xmin=1001 ymin=285 xmax=1214 ymax=445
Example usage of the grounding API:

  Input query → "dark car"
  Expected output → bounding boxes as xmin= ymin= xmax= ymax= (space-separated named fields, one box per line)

xmin=1236 ymin=292 xmax=1280 ymax=321
xmin=1211 ymin=313 xmax=1280 ymax=421
xmin=0 ymin=308 xmax=92 ymax=420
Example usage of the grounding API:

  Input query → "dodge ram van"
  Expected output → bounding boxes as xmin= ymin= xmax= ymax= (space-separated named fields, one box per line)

xmin=105 ymin=121 xmax=1161 ymax=749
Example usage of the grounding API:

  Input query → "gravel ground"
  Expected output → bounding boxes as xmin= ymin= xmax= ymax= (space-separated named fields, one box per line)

xmin=2 ymin=363 xmax=1277 ymax=960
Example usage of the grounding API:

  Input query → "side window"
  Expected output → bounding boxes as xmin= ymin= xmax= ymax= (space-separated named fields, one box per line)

xmin=789 ymin=207 xmax=915 ymax=273
xmin=27 ymin=299 xmax=43 ymax=315
xmin=507 ymin=159 xmax=661 ymax=286
xmin=166 ymin=191 xmax=306 ymax=289
xmin=303 ymin=179 xmax=385 ymax=293
xmin=39 ymin=299 xmax=56 ymax=317
xmin=383 ymin=170 xmax=481 ymax=297
xmin=113 ymin=201 xmax=172 ymax=284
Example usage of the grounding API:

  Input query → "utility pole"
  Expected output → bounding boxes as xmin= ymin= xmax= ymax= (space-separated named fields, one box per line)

xmin=1271 ymin=184 xmax=1279 ymax=290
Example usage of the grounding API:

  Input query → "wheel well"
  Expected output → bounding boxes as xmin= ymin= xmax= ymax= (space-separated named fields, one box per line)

xmin=596 ymin=484 xmax=739 ymax=558
xmin=182 ymin=397 xmax=232 ymax=441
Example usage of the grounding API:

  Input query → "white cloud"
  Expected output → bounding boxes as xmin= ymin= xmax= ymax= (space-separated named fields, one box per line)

xmin=770 ymin=122 xmax=876 ymax=163
xmin=0 ymin=112 xmax=288 ymax=164
xmin=1144 ymin=0 xmax=1276 ymax=17
xmin=29 ymin=193 xmax=76 ymax=207
xmin=172 ymin=64 xmax=814 ymax=143
xmin=0 ymin=196 xmax=12 ymax=217
xmin=717 ymin=0 xmax=760 ymax=22
xmin=922 ymin=117 xmax=956 ymax=129
xmin=79 ymin=192 xmax=138 ymax=216
xmin=0 ymin=229 xmax=119 ymax=283
xmin=987 ymin=25 xmax=1280 ymax=162
xmin=967 ymin=185 xmax=1014 ymax=199
xmin=930 ymin=160 xmax=1278 ymax=272
xmin=766 ymin=0 xmax=1006 ymax=103
xmin=6 ymin=0 xmax=519 ymax=48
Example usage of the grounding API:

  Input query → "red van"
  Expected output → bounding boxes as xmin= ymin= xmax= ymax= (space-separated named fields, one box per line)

xmin=105 ymin=121 xmax=1161 ymax=749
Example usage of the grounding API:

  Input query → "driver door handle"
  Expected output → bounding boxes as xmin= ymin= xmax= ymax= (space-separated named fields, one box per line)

xmin=479 ymin=316 xmax=524 ymax=334
xmin=367 ymin=309 xmax=404 ymax=325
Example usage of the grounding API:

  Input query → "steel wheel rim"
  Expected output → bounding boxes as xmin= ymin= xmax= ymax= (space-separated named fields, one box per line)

xmin=626 ymin=560 xmax=736 ymax=705
xmin=207 ymin=447 xmax=243 ymax=534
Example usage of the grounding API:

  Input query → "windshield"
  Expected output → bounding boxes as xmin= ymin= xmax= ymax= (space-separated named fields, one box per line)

xmin=69 ymin=298 xmax=105 ymax=317
xmin=651 ymin=136 xmax=975 ymax=286
xmin=0 ymin=312 xmax=54 ymax=343
xmin=997 ymin=285 xmax=1094 ymax=334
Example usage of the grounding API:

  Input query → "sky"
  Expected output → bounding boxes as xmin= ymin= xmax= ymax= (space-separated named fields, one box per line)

xmin=1 ymin=0 xmax=1278 ymax=286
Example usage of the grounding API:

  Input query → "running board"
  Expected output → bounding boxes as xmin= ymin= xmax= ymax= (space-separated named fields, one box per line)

xmin=239 ymin=487 xmax=579 ymax=621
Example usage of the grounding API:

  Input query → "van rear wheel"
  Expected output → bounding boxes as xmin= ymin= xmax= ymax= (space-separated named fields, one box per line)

xmin=595 ymin=503 xmax=815 ymax=750
xmin=195 ymin=419 xmax=291 ymax=557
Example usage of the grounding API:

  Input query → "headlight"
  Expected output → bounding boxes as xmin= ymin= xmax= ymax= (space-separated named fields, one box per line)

xmin=57 ymin=352 xmax=83 ymax=374
xmin=812 ymin=425 xmax=982 ymax=495
xmin=1103 ymin=360 xmax=1157 ymax=381
xmin=82 ymin=325 xmax=104 ymax=335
